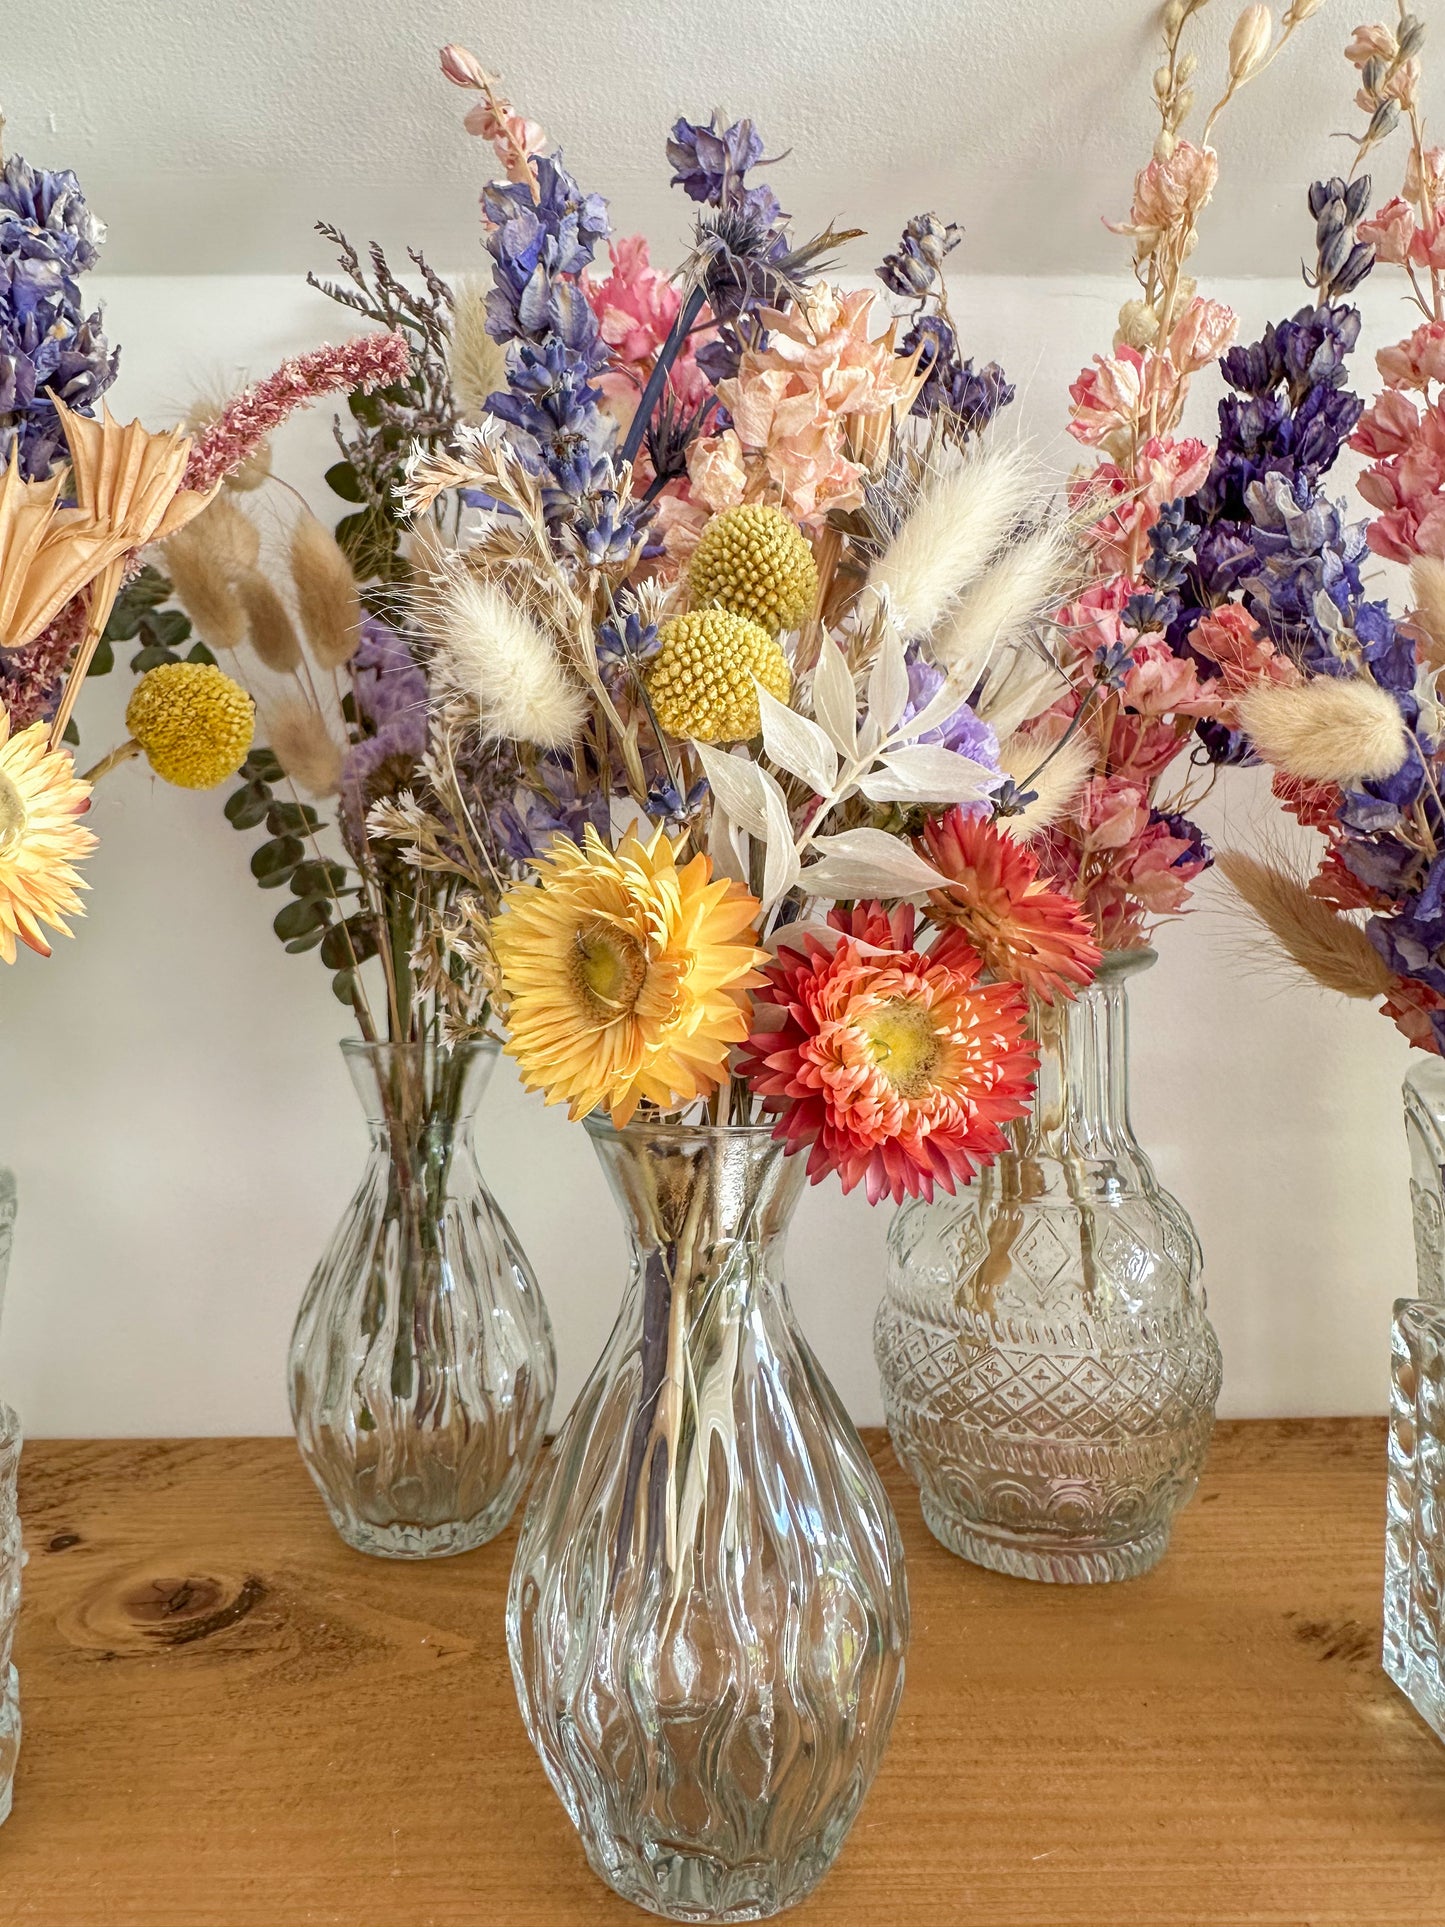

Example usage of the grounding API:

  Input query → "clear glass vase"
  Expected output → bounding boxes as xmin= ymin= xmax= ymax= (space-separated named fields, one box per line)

xmin=289 ymin=1039 xmax=555 ymax=1558
xmin=875 ymin=949 xmax=1222 ymax=1583
xmin=1386 ymin=1296 xmax=1445 ymax=1739
xmin=1404 ymin=1054 xmax=1445 ymax=1303
xmin=0 ymin=1169 xmax=19 ymax=1824
xmin=508 ymin=1120 xmax=909 ymax=1923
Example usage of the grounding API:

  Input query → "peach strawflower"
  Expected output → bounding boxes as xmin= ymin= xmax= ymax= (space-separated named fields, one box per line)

xmin=491 ymin=823 xmax=763 ymax=1126
xmin=738 ymin=903 xmax=1036 ymax=1205
xmin=0 ymin=709 xmax=97 ymax=965
xmin=920 ymin=809 xmax=1101 ymax=1002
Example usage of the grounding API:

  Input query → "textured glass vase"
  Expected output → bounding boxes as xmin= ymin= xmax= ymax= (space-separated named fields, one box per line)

xmin=1386 ymin=1297 xmax=1445 ymax=1739
xmin=0 ymin=1169 xmax=19 ymax=1823
xmin=875 ymin=949 xmax=1221 ymax=1583
xmin=1404 ymin=1054 xmax=1445 ymax=1302
xmin=508 ymin=1120 xmax=909 ymax=1922
xmin=289 ymin=1039 xmax=554 ymax=1558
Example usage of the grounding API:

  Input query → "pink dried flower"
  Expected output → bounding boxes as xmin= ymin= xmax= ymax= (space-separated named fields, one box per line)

xmin=183 ymin=334 xmax=412 ymax=495
xmin=1167 ymin=296 xmax=1238 ymax=376
xmin=1108 ymin=142 xmax=1219 ymax=249
xmin=1189 ymin=604 xmax=1295 ymax=696
xmin=1359 ymin=197 xmax=1417 ymax=266
xmin=439 ymin=44 xmax=545 ymax=185
xmin=0 ymin=596 xmax=89 ymax=732
xmin=583 ymin=235 xmax=712 ymax=429
xmin=1377 ymin=321 xmax=1445 ymax=391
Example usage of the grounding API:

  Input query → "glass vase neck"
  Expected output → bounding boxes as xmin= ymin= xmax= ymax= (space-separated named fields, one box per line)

xmin=584 ymin=1119 xmax=805 ymax=1259
xmin=1023 ymin=948 xmax=1154 ymax=1162
xmin=341 ymin=1038 xmax=498 ymax=1134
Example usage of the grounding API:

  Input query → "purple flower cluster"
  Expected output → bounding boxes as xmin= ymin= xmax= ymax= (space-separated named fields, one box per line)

xmin=339 ymin=618 xmax=429 ymax=847
xmin=877 ymin=212 xmax=1013 ymax=437
xmin=0 ymin=155 xmax=119 ymax=480
xmin=493 ymin=749 xmax=610 ymax=863
xmin=481 ymin=155 xmax=651 ymax=555
xmin=667 ymin=116 xmax=781 ymax=230
xmin=903 ymin=651 xmax=1002 ymax=776
xmin=1144 ymin=184 xmax=1396 ymax=764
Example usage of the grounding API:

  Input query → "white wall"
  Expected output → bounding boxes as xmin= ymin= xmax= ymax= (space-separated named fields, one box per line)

xmin=0 ymin=269 xmax=1417 ymax=1435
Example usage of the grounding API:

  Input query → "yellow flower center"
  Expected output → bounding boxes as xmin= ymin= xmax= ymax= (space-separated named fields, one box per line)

xmin=571 ymin=920 xmax=648 ymax=1022
xmin=862 ymin=998 xmax=941 ymax=1098
xmin=0 ymin=774 xmax=27 ymax=858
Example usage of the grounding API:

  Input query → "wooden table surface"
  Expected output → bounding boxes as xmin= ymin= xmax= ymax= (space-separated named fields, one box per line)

xmin=0 ymin=1420 xmax=1436 ymax=1926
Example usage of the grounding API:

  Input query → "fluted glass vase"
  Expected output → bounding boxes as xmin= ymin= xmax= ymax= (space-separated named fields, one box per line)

xmin=875 ymin=949 xmax=1221 ymax=1583
xmin=289 ymin=1039 xmax=554 ymax=1558
xmin=0 ymin=1169 xmax=18 ymax=1824
xmin=508 ymin=1120 xmax=909 ymax=1923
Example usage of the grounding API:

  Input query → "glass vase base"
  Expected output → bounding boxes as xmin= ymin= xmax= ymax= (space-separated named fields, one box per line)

xmin=920 ymin=1496 xmax=1170 ymax=1585
xmin=324 ymin=1506 xmax=513 ymax=1560
xmin=584 ymin=1835 xmax=839 ymax=1923
xmin=1385 ymin=1643 xmax=1445 ymax=1743
xmin=0 ymin=1662 xmax=18 ymax=1825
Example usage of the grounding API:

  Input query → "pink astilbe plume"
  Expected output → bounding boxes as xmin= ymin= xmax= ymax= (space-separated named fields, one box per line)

xmin=183 ymin=334 xmax=413 ymax=494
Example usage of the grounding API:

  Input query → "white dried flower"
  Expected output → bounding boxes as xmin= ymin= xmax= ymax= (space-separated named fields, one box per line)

xmin=449 ymin=277 xmax=510 ymax=424
xmin=1228 ymin=4 xmax=1273 ymax=80
xmin=865 ymin=444 xmax=1037 ymax=639
xmin=1238 ymin=675 xmax=1411 ymax=784
xmin=434 ymin=574 xmax=586 ymax=749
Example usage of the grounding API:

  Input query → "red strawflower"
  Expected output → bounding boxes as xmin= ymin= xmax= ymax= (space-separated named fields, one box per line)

xmin=919 ymin=809 xmax=1101 ymax=999
xmin=738 ymin=903 xmax=1036 ymax=1205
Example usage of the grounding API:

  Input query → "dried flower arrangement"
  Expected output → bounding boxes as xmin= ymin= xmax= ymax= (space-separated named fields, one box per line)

xmin=1025 ymin=0 xmax=1330 ymax=950
xmin=360 ymin=47 xmax=1119 ymax=1215
xmin=1215 ymin=7 xmax=1445 ymax=1056
xmin=0 ymin=129 xmax=415 ymax=976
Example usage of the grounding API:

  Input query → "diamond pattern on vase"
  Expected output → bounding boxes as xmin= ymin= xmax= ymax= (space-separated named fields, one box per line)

xmin=1014 ymin=1218 xmax=1070 ymax=1292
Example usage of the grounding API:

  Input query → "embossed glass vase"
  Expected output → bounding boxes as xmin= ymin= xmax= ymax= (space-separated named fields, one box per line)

xmin=289 ymin=1039 xmax=554 ymax=1558
xmin=1404 ymin=1054 xmax=1445 ymax=1300
xmin=875 ymin=949 xmax=1222 ymax=1583
xmin=508 ymin=1120 xmax=909 ymax=1922
xmin=0 ymin=1168 xmax=19 ymax=1823
xmin=1384 ymin=1055 xmax=1445 ymax=1739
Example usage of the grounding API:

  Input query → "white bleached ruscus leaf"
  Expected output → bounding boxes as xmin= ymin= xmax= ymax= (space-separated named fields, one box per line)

xmin=755 ymin=680 xmax=839 ymax=794
xmin=810 ymin=631 xmax=859 ymax=759
xmin=801 ymin=828 xmax=949 ymax=901
xmin=856 ymin=743 xmax=1002 ymax=807
xmin=859 ymin=626 xmax=910 ymax=758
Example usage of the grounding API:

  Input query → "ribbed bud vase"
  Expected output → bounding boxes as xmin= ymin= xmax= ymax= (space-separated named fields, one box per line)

xmin=875 ymin=950 xmax=1221 ymax=1583
xmin=289 ymin=1039 xmax=554 ymax=1558
xmin=508 ymin=1120 xmax=908 ymax=1922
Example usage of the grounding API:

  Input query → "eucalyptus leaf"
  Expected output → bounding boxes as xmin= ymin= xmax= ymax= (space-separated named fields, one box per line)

xmin=130 ymin=643 xmax=179 ymax=673
xmin=331 ymin=969 xmax=359 ymax=1006
xmin=225 ymin=784 xmax=271 ymax=831
xmin=266 ymin=800 xmax=321 ymax=836
xmin=251 ymin=835 xmax=304 ymax=882
xmin=321 ymin=916 xmax=379 ymax=970
xmin=284 ymin=926 xmax=329 ymax=954
xmin=273 ymin=896 xmax=329 ymax=941
xmin=243 ymin=748 xmax=284 ymax=784
xmin=291 ymin=859 xmax=349 ymax=898
xmin=325 ymin=460 xmax=365 ymax=504
xmin=185 ymin=641 xmax=217 ymax=667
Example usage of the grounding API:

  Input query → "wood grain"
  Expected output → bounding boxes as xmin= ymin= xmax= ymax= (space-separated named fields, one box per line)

xmin=0 ymin=1422 xmax=1438 ymax=1927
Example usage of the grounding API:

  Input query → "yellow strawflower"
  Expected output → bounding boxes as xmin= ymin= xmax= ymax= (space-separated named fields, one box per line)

xmin=126 ymin=662 xmax=255 ymax=790
xmin=491 ymin=822 xmax=763 ymax=1127
xmin=646 ymin=609 xmax=791 ymax=743
xmin=688 ymin=503 xmax=818 ymax=634
xmin=0 ymin=711 xmax=97 ymax=965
